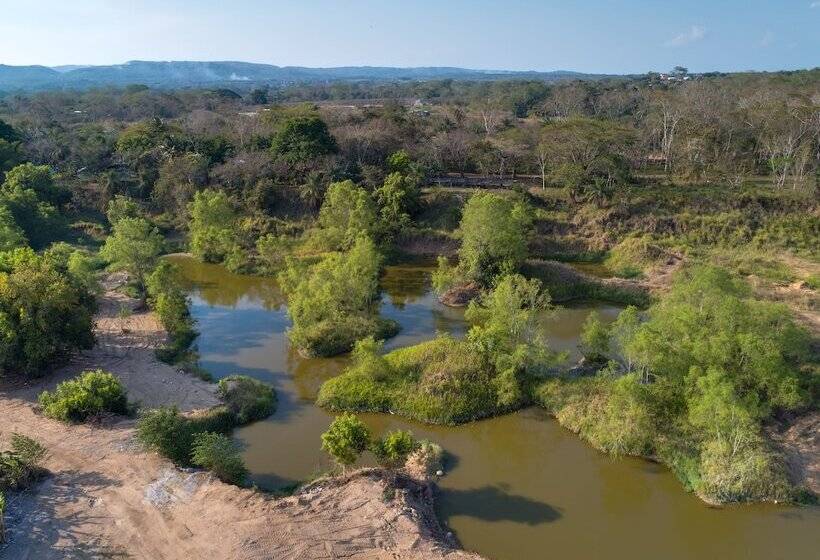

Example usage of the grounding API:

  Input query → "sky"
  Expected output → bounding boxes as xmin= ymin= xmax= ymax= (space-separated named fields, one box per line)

xmin=0 ymin=0 xmax=818 ymax=74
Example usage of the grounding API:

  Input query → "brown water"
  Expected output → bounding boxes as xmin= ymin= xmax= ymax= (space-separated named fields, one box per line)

xmin=169 ymin=256 xmax=820 ymax=560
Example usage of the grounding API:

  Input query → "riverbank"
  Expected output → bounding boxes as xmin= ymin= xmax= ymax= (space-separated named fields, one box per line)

xmin=0 ymin=276 xmax=480 ymax=560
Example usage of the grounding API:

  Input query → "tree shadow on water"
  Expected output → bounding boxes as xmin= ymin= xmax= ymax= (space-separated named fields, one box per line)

xmin=441 ymin=484 xmax=562 ymax=525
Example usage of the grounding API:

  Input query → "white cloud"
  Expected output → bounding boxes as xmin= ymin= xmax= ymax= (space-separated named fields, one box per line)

xmin=760 ymin=31 xmax=775 ymax=47
xmin=664 ymin=25 xmax=707 ymax=47
xmin=811 ymin=2 xmax=820 ymax=8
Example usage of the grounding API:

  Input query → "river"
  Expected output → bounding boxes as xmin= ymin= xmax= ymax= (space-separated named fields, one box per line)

xmin=168 ymin=256 xmax=819 ymax=560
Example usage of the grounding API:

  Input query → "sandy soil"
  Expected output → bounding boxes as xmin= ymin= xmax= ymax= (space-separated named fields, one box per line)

xmin=0 ymin=276 xmax=480 ymax=560
xmin=767 ymin=412 xmax=820 ymax=496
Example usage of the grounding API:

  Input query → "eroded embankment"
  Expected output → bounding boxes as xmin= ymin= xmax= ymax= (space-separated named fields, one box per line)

xmin=0 ymin=278 xmax=479 ymax=560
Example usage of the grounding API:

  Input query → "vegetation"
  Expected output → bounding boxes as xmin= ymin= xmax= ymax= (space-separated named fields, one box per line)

xmin=371 ymin=430 xmax=417 ymax=471
xmin=0 ymin=434 xmax=47 ymax=491
xmin=38 ymin=370 xmax=129 ymax=422
xmin=0 ymin=71 xmax=817 ymax=507
xmin=0 ymin=248 xmax=95 ymax=377
xmin=321 ymin=413 xmax=371 ymax=469
xmin=217 ymin=375 xmax=277 ymax=424
xmin=146 ymin=260 xmax=198 ymax=363
xmin=99 ymin=216 xmax=164 ymax=296
xmin=537 ymin=266 xmax=812 ymax=503
xmin=278 ymin=236 xmax=399 ymax=357
xmin=188 ymin=189 xmax=244 ymax=270
xmin=318 ymin=275 xmax=563 ymax=423
xmin=191 ymin=432 xmax=248 ymax=485
xmin=433 ymin=193 xmax=532 ymax=291
xmin=136 ymin=406 xmax=236 ymax=466
xmin=136 ymin=376 xmax=275 ymax=483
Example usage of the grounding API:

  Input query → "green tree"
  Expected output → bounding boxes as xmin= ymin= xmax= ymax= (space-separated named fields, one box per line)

xmin=457 ymin=193 xmax=532 ymax=285
xmin=270 ymin=115 xmax=337 ymax=164
xmin=466 ymin=274 xmax=560 ymax=406
xmin=100 ymin=217 xmax=164 ymax=295
xmin=374 ymin=172 xmax=420 ymax=240
xmin=0 ymin=254 xmax=95 ymax=376
xmin=313 ymin=180 xmax=376 ymax=251
xmin=106 ymin=195 xmax=142 ymax=226
xmin=279 ymin=236 xmax=396 ymax=356
xmin=2 ymin=163 xmax=68 ymax=207
xmin=188 ymin=189 xmax=240 ymax=263
xmin=0 ymin=205 xmax=26 ymax=251
xmin=579 ymin=311 xmax=611 ymax=364
xmin=321 ymin=413 xmax=371 ymax=469
xmin=0 ymin=119 xmax=23 ymax=181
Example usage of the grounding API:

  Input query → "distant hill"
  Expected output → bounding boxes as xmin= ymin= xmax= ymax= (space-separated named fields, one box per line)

xmin=0 ymin=60 xmax=609 ymax=91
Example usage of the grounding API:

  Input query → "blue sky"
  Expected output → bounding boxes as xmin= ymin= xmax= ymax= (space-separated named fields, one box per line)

xmin=0 ymin=0 xmax=817 ymax=73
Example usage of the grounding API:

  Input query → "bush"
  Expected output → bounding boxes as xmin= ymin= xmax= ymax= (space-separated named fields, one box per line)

xmin=39 ymin=370 xmax=128 ymax=422
xmin=321 ymin=413 xmax=371 ymax=468
xmin=0 ymin=434 xmax=47 ymax=491
xmin=191 ymin=432 xmax=248 ymax=485
xmin=136 ymin=406 xmax=193 ymax=464
xmin=136 ymin=405 xmax=235 ymax=466
xmin=371 ymin=430 xmax=417 ymax=470
xmin=217 ymin=375 xmax=277 ymax=424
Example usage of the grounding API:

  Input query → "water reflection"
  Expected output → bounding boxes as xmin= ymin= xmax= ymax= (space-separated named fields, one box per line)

xmin=168 ymin=256 xmax=820 ymax=560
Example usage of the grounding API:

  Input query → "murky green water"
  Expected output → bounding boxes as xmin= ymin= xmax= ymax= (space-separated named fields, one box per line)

xmin=169 ymin=256 xmax=819 ymax=560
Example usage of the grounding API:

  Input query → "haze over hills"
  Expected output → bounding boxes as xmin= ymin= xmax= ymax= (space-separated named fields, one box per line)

xmin=0 ymin=60 xmax=608 ymax=92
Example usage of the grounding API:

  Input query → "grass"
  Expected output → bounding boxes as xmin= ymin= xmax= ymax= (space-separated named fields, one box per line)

xmin=291 ymin=315 xmax=400 ymax=358
xmin=318 ymin=335 xmax=518 ymax=425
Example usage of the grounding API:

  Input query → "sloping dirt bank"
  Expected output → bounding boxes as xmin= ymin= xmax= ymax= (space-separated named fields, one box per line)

xmin=0 ymin=278 xmax=480 ymax=560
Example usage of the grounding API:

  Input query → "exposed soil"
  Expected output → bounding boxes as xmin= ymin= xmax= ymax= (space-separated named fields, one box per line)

xmin=0 ymin=275 xmax=481 ymax=560
xmin=766 ymin=412 xmax=820 ymax=496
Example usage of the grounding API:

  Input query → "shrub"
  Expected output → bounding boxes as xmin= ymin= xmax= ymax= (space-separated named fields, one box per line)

xmin=191 ymin=432 xmax=248 ymax=485
xmin=321 ymin=413 xmax=371 ymax=468
xmin=371 ymin=430 xmax=417 ymax=470
xmin=217 ymin=375 xmax=277 ymax=424
xmin=0 ymin=434 xmax=47 ymax=491
xmin=579 ymin=311 xmax=610 ymax=364
xmin=136 ymin=406 xmax=235 ymax=466
xmin=39 ymin=370 xmax=128 ymax=422
xmin=136 ymin=406 xmax=193 ymax=464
